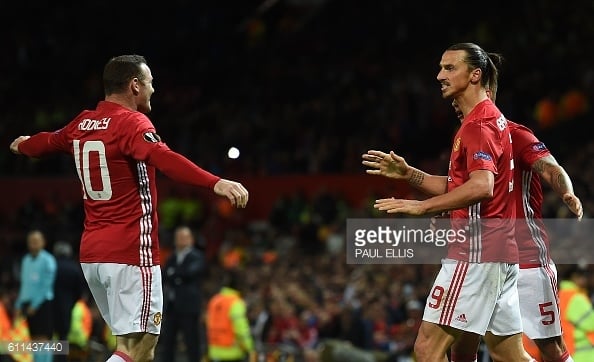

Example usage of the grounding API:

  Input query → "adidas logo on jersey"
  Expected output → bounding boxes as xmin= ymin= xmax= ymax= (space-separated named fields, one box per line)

xmin=455 ymin=314 xmax=467 ymax=323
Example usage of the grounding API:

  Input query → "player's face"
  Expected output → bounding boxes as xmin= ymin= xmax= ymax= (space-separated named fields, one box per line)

xmin=136 ymin=64 xmax=155 ymax=114
xmin=437 ymin=50 xmax=473 ymax=99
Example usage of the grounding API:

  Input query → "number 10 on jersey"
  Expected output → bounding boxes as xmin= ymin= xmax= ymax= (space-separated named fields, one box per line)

xmin=73 ymin=140 xmax=113 ymax=200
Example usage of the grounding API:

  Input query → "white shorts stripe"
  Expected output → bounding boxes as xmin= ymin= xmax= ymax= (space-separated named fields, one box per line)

xmin=440 ymin=262 xmax=468 ymax=325
xmin=140 ymin=266 xmax=152 ymax=332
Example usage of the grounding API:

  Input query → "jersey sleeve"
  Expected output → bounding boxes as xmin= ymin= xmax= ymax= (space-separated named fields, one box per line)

xmin=511 ymin=126 xmax=551 ymax=167
xmin=18 ymin=128 xmax=72 ymax=157
xmin=118 ymin=113 xmax=167 ymax=161
xmin=118 ymin=113 xmax=220 ymax=188
xmin=462 ymin=119 xmax=500 ymax=175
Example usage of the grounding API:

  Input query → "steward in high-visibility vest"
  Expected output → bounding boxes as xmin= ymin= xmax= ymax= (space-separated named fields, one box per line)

xmin=206 ymin=272 xmax=254 ymax=362
xmin=103 ymin=325 xmax=117 ymax=352
xmin=68 ymin=299 xmax=92 ymax=348
xmin=559 ymin=265 xmax=594 ymax=362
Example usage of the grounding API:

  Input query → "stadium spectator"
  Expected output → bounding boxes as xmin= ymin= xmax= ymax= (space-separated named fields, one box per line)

xmin=157 ymin=225 xmax=208 ymax=362
xmin=14 ymin=229 xmax=57 ymax=362
xmin=52 ymin=240 xmax=86 ymax=362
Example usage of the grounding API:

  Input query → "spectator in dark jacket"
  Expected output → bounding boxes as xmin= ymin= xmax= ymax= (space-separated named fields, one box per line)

xmin=157 ymin=225 xmax=208 ymax=362
xmin=52 ymin=241 xmax=86 ymax=362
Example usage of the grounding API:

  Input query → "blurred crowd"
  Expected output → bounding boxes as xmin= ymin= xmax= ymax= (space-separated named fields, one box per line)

xmin=1 ymin=1 xmax=594 ymax=177
xmin=1 ymin=179 xmax=593 ymax=361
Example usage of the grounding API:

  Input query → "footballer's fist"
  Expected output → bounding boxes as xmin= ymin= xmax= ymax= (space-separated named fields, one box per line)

xmin=214 ymin=178 xmax=249 ymax=208
xmin=10 ymin=136 xmax=30 ymax=155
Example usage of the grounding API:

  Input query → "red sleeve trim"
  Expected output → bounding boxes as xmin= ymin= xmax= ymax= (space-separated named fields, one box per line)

xmin=147 ymin=146 xmax=220 ymax=189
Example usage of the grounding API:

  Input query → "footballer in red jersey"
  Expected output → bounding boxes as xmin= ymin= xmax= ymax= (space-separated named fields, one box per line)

xmin=365 ymin=96 xmax=582 ymax=362
xmin=510 ymin=120 xmax=581 ymax=362
xmin=10 ymin=54 xmax=249 ymax=362
xmin=368 ymin=43 xmax=535 ymax=362
xmin=18 ymin=101 xmax=213 ymax=266
xmin=509 ymin=122 xmax=552 ymax=264
xmin=446 ymin=98 xmax=517 ymax=263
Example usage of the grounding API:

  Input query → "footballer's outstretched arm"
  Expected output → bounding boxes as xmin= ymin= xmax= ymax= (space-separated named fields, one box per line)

xmin=375 ymin=169 xmax=492 ymax=216
xmin=11 ymin=133 xmax=57 ymax=157
xmin=363 ymin=149 xmax=448 ymax=196
xmin=147 ymin=147 xmax=249 ymax=208
xmin=532 ymin=155 xmax=583 ymax=219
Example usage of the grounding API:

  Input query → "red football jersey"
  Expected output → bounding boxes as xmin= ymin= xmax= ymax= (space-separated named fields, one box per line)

xmin=30 ymin=101 xmax=170 ymax=266
xmin=508 ymin=121 xmax=552 ymax=264
xmin=447 ymin=99 xmax=517 ymax=263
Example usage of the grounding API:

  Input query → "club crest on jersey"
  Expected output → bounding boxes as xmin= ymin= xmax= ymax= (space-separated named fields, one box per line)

xmin=453 ymin=137 xmax=461 ymax=152
xmin=473 ymin=151 xmax=492 ymax=161
xmin=143 ymin=132 xmax=161 ymax=143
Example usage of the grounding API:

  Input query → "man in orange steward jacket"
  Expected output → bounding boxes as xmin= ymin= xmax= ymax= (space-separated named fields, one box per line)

xmin=206 ymin=271 xmax=254 ymax=362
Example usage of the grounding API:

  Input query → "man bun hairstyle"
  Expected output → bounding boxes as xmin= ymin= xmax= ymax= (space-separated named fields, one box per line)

xmin=448 ymin=43 xmax=504 ymax=98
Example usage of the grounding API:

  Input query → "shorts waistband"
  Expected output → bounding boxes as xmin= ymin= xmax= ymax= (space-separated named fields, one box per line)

xmin=519 ymin=263 xmax=542 ymax=269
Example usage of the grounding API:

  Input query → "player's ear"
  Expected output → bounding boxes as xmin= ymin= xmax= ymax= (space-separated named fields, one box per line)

xmin=470 ymin=68 xmax=481 ymax=85
xmin=131 ymin=78 xmax=140 ymax=96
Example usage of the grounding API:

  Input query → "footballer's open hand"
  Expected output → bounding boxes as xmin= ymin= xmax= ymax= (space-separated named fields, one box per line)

xmin=362 ymin=150 xmax=411 ymax=180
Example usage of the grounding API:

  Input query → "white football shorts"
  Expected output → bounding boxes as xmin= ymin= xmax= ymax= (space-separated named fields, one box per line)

xmin=422 ymin=259 xmax=523 ymax=336
xmin=81 ymin=263 xmax=163 ymax=335
xmin=518 ymin=262 xmax=562 ymax=339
